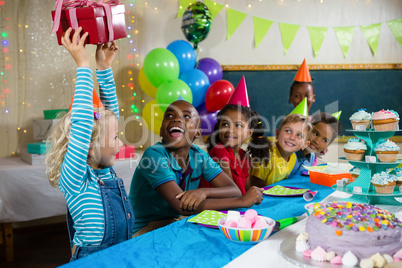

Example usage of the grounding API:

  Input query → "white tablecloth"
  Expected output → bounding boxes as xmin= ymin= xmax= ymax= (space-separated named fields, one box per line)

xmin=0 ymin=157 xmax=138 ymax=223
xmin=225 ymin=192 xmax=402 ymax=268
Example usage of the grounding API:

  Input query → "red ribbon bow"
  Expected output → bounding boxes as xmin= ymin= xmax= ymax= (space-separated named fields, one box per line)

xmin=51 ymin=0 xmax=120 ymax=42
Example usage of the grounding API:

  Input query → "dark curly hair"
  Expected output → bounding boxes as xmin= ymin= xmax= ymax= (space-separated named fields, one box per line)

xmin=207 ymin=104 xmax=271 ymax=165
xmin=289 ymin=81 xmax=315 ymax=101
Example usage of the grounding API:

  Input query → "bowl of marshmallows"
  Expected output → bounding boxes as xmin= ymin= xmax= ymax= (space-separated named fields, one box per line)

xmin=217 ymin=209 xmax=275 ymax=243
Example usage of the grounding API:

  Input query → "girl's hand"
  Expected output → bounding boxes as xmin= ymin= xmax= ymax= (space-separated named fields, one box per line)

xmin=96 ymin=41 xmax=119 ymax=70
xmin=61 ymin=27 xmax=90 ymax=67
xmin=239 ymin=186 xmax=263 ymax=207
xmin=175 ymin=189 xmax=207 ymax=211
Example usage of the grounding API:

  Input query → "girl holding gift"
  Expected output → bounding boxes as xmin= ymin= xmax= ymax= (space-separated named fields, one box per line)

xmin=45 ymin=27 xmax=134 ymax=261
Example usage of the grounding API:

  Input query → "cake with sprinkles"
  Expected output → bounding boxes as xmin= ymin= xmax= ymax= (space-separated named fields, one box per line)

xmin=296 ymin=202 xmax=402 ymax=267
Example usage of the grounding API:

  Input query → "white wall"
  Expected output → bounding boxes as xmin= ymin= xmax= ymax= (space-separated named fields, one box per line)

xmin=138 ymin=0 xmax=402 ymax=65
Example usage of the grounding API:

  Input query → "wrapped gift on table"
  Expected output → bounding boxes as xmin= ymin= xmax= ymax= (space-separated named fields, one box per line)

xmin=27 ymin=142 xmax=49 ymax=155
xmin=51 ymin=0 xmax=127 ymax=45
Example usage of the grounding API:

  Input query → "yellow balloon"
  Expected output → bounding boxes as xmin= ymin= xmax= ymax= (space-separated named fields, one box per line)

xmin=138 ymin=68 xmax=158 ymax=99
xmin=142 ymin=99 xmax=164 ymax=135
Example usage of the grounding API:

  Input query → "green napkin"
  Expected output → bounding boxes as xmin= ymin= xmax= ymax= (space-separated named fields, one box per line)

xmin=263 ymin=185 xmax=309 ymax=196
xmin=187 ymin=210 xmax=227 ymax=226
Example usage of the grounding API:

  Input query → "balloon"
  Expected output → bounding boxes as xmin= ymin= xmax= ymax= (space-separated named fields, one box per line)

xmin=196 ymin=102 xmax=207 ymax=116
xmin=179 ymin=69 xmax=210 ymax=108
xmin=167 ymin=40 xmax=197 ymax=74
xmin=156 ymin=79 xmax=193 ymax=112
xmin=205 ymin=80 xmax=235 ymax=112
xmin=143 ymin=48 xmax=180 ymax=88
xmin=200 ymin=110 xmax=219 ymax=136
xmin=138 ymin=67 xmax=157 ymax=98
xmin=181 ymin=2 xmax=212 ymax=48
xmin=142 ymin=99 xmax=164 ymax=135
xmin=196 ymin=58 xmax=223 ymax=84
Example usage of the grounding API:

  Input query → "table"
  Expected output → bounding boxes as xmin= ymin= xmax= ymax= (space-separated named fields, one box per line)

xmin=59 ymin=175 xmax=336 ymax=268
xmin=0 ymin=157 xmax=138 ymax=262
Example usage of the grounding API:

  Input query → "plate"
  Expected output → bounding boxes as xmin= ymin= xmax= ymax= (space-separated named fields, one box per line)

xmin=263 ymin=185 xmax=310 ymax=197
xmin=280 ymin=236 xmax=357 ymax=268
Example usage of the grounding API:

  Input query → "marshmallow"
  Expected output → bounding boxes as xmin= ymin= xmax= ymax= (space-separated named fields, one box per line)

xmin=226 ymin=210 xmax=241 ymax=223
xmin=252 ymin=217 xmax=269 ymax=229
xmin=224 ymin=220 xmax=237 ymax=228
xmin=237 ymin=217 xmax=252 ymax=228
xmin=244 ymin=209 xmax=258 ymax=223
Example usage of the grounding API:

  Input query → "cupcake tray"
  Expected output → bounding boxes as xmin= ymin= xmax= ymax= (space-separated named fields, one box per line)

xmin=337 ymin=129 xmax=402 ymax=206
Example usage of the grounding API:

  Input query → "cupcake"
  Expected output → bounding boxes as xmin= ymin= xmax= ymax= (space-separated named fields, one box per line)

xmin=372 ymin=109 xmax=398 ymax=131
xmin=371 ymin=172 xmax=396 ymax=194
xmin=374 ymin=139 xmax=400 ymax=162
xmin=343 ymin=138 xmax=367 ymax=161
xmin=349 ymin=167 xmax=360 ymax=180
xmin=390 ymin=168 xmax=402 ymax=188
xmin=349 ymin=109 xmax=371 ymax=130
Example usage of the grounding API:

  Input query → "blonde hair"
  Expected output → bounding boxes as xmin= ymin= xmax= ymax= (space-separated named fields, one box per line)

xmin=45 ymin=109 xmax=116 ymax=187
xmin=279 ymin=113 xmax=313 ymax=141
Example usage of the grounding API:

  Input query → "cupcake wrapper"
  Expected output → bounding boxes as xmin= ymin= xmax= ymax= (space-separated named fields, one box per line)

xmin=376 ymin=153 xmax=398 ymax=163
xmin=351 ymin=121 xmax=370 ymax=130
xmin=373 ymin=122 xmax=397 ymax=131
xmin=374 ymin=185 xmax=395 ymax=194
xmin=345 ymin=152 xmax=365 ymax=161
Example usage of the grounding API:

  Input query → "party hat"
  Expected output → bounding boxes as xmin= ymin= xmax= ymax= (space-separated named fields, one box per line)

xmin=294 ymin=58 xmax=312 ymax=82
xmin=290 ymin=97 xmax=308 ymax=116
xmin=176 ymin=95 xmax=185 ymax=101
xmin=332 ymin=111 xmax=342 ymax=120
xmin=226 ymin=76 xmax=250 ymax=107
xmin=69 ymin=88 xmax=104 ymax=111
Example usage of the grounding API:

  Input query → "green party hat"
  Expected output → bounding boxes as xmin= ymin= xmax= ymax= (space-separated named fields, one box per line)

xmin=332 ymin=111 xmax=342 ymax=120
xmin=290 ymin=97 xmax=308 ymax=116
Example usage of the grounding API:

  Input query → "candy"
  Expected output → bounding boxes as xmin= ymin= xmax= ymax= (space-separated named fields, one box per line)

xmin=244 ymin=209 xmax=258 ymax=223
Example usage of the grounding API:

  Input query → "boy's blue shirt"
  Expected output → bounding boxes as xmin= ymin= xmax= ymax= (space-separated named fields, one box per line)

xmin=289 ymin=150 xmax=315 ymax=177
xmin=128 ymin=142 xmax=222 ymax=233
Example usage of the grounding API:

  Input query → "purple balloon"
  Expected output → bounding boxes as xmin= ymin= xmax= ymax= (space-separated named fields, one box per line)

xmin=196 ymin=58 xmax=223 ymax=84
xmin=196 ymin=103 xmax=207 ymax=116
xmin=200 ymin=110 xmax=219 ymax=136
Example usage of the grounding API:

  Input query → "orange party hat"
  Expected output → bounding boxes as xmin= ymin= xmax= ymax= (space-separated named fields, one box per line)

xmin=69 ymin=88 xmax=104 ymax=111
xmin=294 ymin=58 xmax=312 ymax=82
xmin=227 ymin=76 xmax=250 ymax=107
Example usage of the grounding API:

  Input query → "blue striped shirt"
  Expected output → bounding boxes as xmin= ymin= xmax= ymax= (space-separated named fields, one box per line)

xmin=59 ymin=67 xmax=119 ymax=246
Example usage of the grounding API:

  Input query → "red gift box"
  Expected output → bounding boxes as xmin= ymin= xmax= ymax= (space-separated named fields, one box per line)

xmin=51 ymin=4 xmax=127 ymax=45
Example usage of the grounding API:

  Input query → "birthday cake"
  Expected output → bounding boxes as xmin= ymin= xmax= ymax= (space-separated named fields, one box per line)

xmin=296 ymin=202 xmax=402 ymax=267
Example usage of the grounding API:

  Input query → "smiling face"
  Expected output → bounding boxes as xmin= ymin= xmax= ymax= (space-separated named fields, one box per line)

xmin=217 ymin=109 xmax=252 ymax=152
xmin=289 ymin=82 xmax=316 ymax=111
xmin=160 ymin=100 xmax=201 ymax=150
xmin=308 ymin=122 xmax=335 ymax=153
xmin=96 ymin=115 xmax=123 ymax=168
xmin=275 ymin=121 xmax=308 ymax=156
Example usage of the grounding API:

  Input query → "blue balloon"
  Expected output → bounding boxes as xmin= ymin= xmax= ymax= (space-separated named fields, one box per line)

xmin=179 ymin=69 xmax=210 ymax=108
xmin=167 ymin=40 xmax=197 ymax=74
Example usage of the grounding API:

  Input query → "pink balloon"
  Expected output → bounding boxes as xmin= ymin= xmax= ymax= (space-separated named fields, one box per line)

xmin=205 ymin=80 xmax=235 ymax=112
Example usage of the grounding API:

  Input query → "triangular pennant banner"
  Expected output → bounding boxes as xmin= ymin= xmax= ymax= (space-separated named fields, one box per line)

xmin=279 ymin=23 xmax=300 ymax=55
xmin=226 ymin=8 xmax=248 ymax=40
xmin=204 ymin=0 xmax=224 ymax=20
xmin=387 ymin=18 xmax=402 ymax=48
xmin=177 ymin=0 xmax=196 ymax=19
xmin=360 ymin=23 xmax=382 ymax=56
xmin=333 ymin=26 xmax=355 ymax=58
xmin=253 ymin=16 xmax=273 ymax=48
xmin=307 ymin=26 xmax=328 ymax=57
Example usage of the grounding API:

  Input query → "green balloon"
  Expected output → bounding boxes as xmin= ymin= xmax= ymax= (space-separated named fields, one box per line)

xmin=143 ymin=48 xmax=180 ymax=88
xmin=181 ymin=2 xmax=212 ymax=48
xmin=156 ymin=79 xmax=193 ymax=112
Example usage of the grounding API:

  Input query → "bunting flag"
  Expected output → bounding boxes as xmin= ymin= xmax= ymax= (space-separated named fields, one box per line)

xmin=307 ymin=26 xmax=328 ymax=57
xmin=387 ymin=18 xmax=402 ymax=48
xmin=204 ymin=0 xmax=224 ymax=19
xmin=360 ymin=23 xmax=382 ymax=56
xmin=253 ymin=16 xmax=273 ymax=48
xmin=226 ymin=8 xmax=247 ymax=40
xmin=279 ymin=23 xmax=300 ymax=55
xmin=334 ymin=26 xmax=355 ymax=58
xmin=177 ymin=0 xmax=196 ymax=19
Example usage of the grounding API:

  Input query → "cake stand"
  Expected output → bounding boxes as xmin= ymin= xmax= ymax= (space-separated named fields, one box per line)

xmin=333 ymin=129 xmax=402 ymax=205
